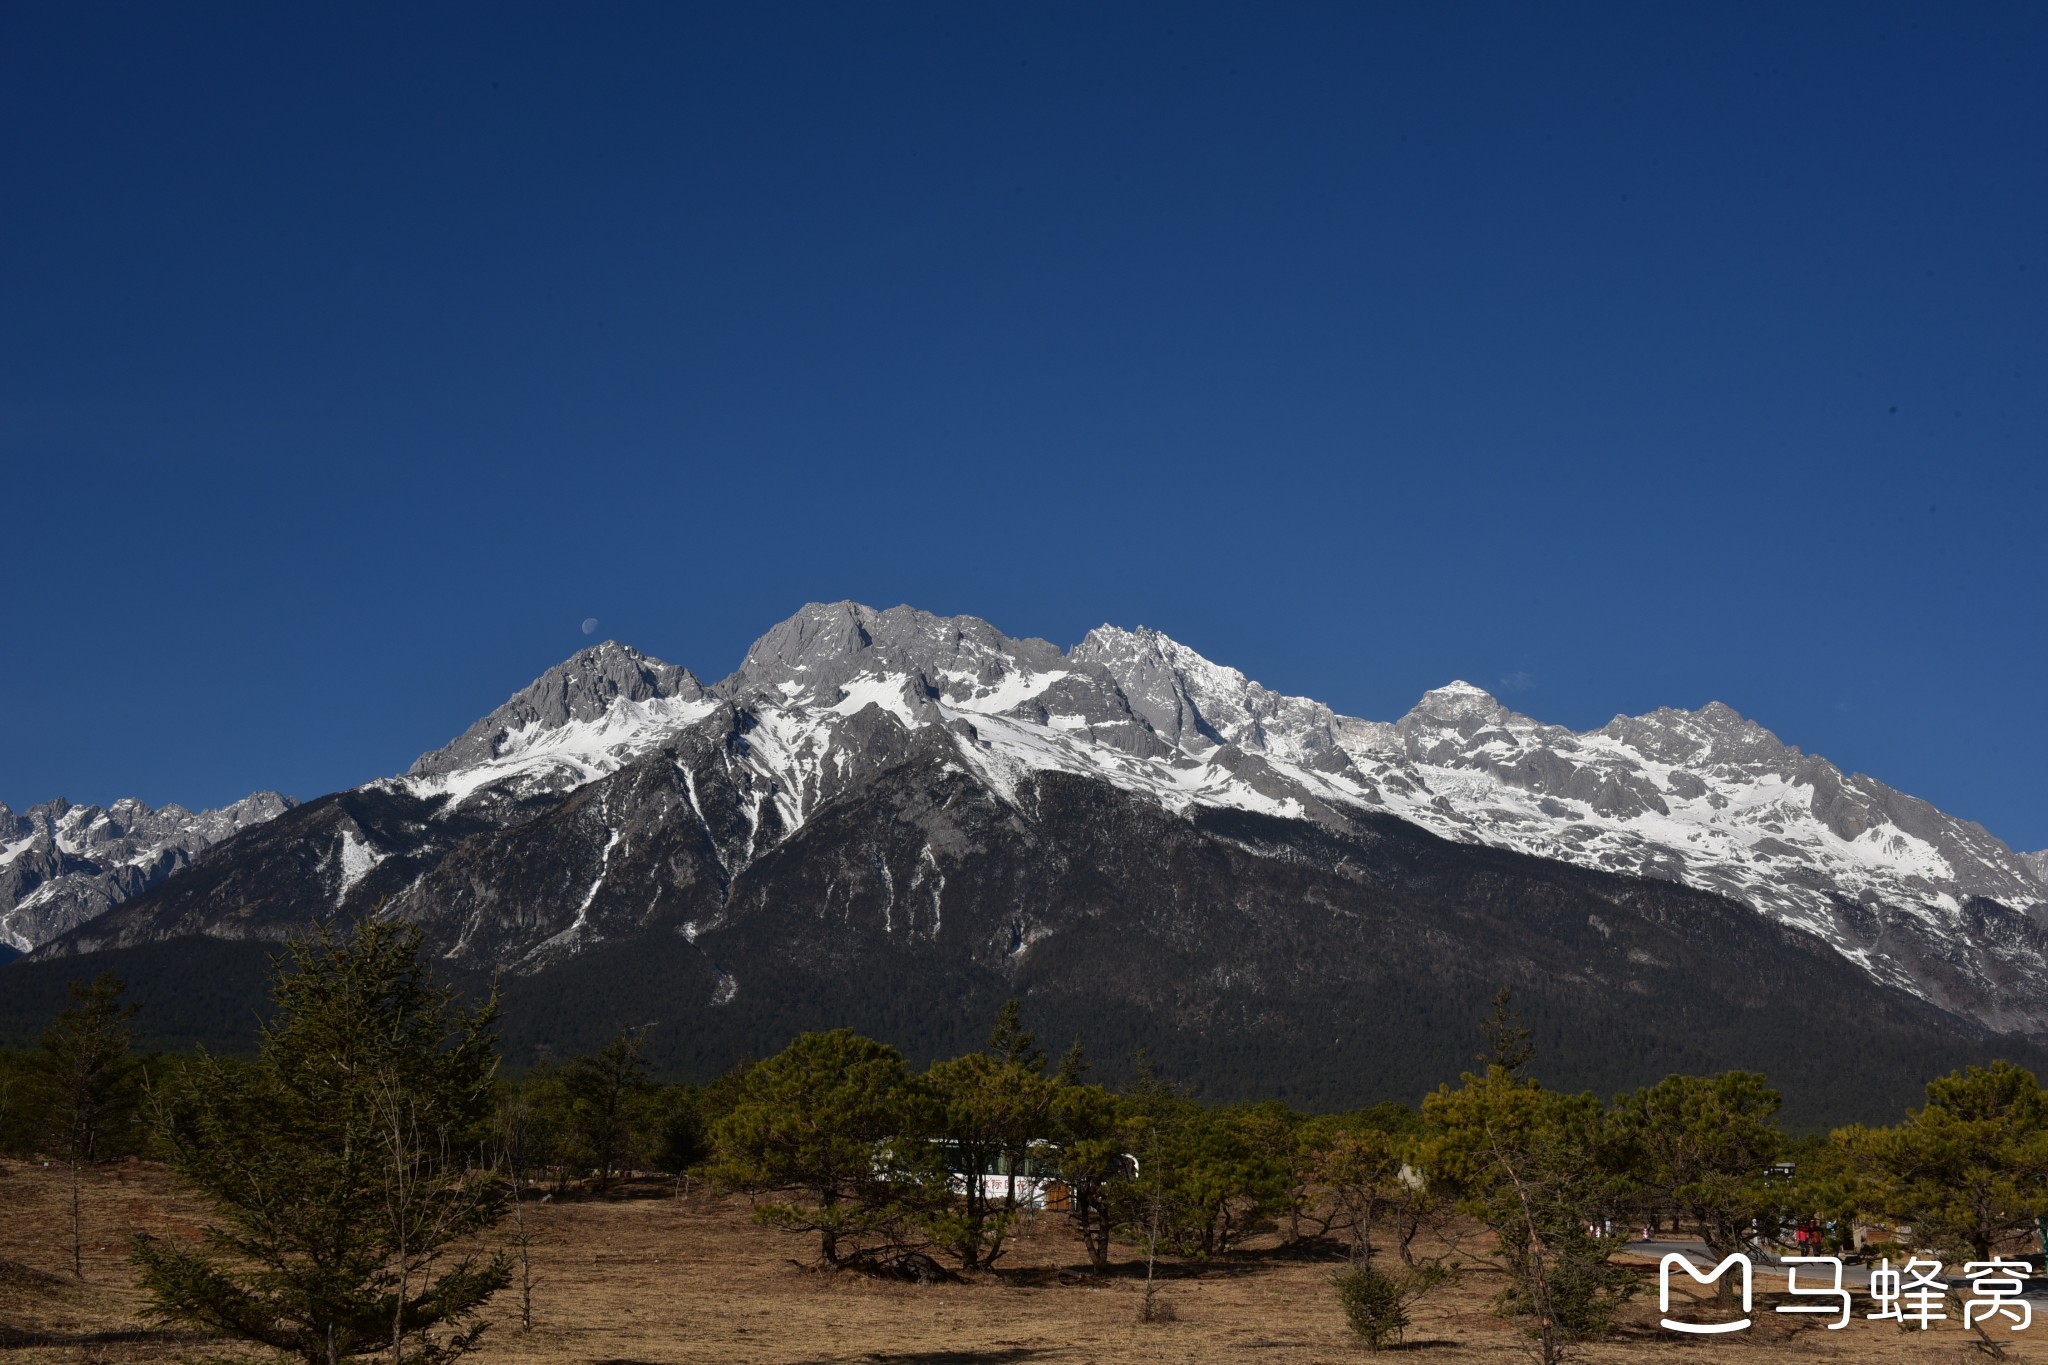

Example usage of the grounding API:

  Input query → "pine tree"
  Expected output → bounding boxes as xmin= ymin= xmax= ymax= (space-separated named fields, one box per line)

xmin=918 ymin=1000 xmax=1062 ymax=1271
xmin=1616 ymin=1070 xmax=1785 ymax=1295
xmin=1839 ymin=1061 xmax=2048 ymax=1261
xmin=984 ymin=999 xmax=1045 ymax=1072
xmin=133 ymin=918 xmax=510 ymax=1364
xmin=709 ymin=1028 xmax=936 ymax=1268
xmin=1048 ymin=1079 xmax=1127 ymax=1273
xmin=1420 ymin=993 xmax=1635 ymax=1362
xmin=33 ymin=973 xmax=141 ymax=1279
xmin=561 ymin=1028 xmax=654 ymax=1192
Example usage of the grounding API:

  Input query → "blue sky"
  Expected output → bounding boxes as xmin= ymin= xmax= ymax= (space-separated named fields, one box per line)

xmin=3 ymin=3 xmax=2044 ymax=852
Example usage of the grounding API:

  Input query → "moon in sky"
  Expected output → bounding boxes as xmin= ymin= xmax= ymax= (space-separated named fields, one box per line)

xmin=581 ymin=618 xmax=598 ymax=636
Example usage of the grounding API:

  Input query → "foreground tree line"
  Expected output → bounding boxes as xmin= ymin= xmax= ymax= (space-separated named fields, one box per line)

xmin=4 ymin=920 xmax=2048 ymax=1362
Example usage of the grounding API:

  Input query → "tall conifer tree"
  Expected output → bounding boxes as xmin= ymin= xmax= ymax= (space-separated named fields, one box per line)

xmin=35 ymin=973 xmax=140 ymax=1279
xmin=134 ymin=918 xmax=510 ymax=1364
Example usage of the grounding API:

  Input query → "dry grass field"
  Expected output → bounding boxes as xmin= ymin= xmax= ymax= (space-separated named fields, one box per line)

xmin=4 ymin=1158 xmax=2044 ymax=1363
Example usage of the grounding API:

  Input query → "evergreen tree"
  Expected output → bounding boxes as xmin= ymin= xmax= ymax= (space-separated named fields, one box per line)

xmin=1294 ymin=1108 xmax=1443 ymax=1270
xmin=709 ymin=1028 xmax=937 ymax=1268
xmin=1615 ymin=1070 xmax=1784 ymax=1292
xmin=33 ymin=974 xmax=141 ymax=1279
xmin=1332 ymin=1258 xmax=1450 ymax=1352
xmin=508 ymin=1057 xmax=576 ymax=1195
xmin=133 ymin=918 xmax=509 ymax=1364
xmin=638 ymin=1084 xmax=712 ymax=1177
xmin=1420 ymin=994 xmax=1635 ymax=1362
xmin=1111 ymin=1079 xmax=1292 ymax=1259
xmin=919 ymin=1000 xmax=1064 ymax=1271
xmin=985 ymin=999 xmax=1046 ymax=1073
xmin=561 ymin=1027 xmax=654 ymax=1191
xmin=1297 ymin=1118 xmax=1406 ymax=1261
xmin=1838 ymin=1060 xmax=2048 ymax=1261
xmin=1047 ymin=1078 xmax=1129 ymax=1273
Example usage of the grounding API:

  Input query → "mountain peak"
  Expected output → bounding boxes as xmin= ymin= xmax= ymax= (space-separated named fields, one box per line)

xmin=731 ymin=601 xmax=881 ymax=680
xmin=726 ymin=602 xmax=1065 ymax=705
xmin=2 ymin=789 xmax=297 ymax=952
xmin=1600 ymin=700 xmax=1794 ymax=769
xmin=1406 ymin=680 xmax=1510 ymax=726
xmin=1071 ymin=624 xmax=1345 ymax=766
xmin=1075 ymin=624 xmax=1239 ymax=677
xmin=410 ymin=643 xmax=704 ymax=778
xmin=1695 ymin=699 xmax=1760 ymax=731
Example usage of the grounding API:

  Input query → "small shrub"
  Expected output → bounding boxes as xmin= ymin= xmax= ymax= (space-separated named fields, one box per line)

xmin=1334 ymin=1261 xmax=1449 ymax=1350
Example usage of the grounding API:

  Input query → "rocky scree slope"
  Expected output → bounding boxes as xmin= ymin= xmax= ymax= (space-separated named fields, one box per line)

xmin=32 ymin=604 xmax=2048 ymax=1039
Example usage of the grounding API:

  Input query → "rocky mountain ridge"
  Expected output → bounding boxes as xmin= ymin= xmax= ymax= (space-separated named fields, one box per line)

xmin=0 ymin=792 xmax=295 ymax=952
xmin=23 ymin=602 xmax=2048 ymax=1036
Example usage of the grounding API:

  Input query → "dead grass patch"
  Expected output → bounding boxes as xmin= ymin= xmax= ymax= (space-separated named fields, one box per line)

xmin=5 ymin=1160 xmax=2048 ymax=1362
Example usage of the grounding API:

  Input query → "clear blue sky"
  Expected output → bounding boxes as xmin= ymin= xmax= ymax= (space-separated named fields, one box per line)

xmin=3 ymin=3 xmax=2044 ymax=852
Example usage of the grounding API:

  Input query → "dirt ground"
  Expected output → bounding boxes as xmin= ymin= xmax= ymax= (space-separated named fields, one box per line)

xmin=4 ymin=1158 xmax=2044 ymax=1363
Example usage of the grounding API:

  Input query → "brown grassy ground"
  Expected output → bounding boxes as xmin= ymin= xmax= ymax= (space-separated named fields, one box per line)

xmin=4 ymin=1158 xmax=2044 ymax=1363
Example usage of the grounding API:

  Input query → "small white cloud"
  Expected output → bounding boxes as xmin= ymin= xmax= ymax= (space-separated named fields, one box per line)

xmin=1498 ymin=671 xmax=1537 ymax=693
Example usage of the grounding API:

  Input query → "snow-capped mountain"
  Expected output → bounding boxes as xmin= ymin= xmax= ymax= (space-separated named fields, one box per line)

xmin=31 ymin=602 xmax=2048 ymax=1036
xmin=0 ymin=792 xmax=294 ymax=952
xmin=392 ymin=605 xmax=2048 ymax=995
xmin=1066 ymin=624 xmax=2046 ymax=946
xmin=406 ymin=643 xmax=713 ymax=812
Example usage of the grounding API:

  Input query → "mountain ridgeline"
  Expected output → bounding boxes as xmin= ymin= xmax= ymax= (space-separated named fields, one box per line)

xmin=0 ymin=792 xmax=294 ymax=953
xmin=7 ymin=603 xmax=2047 ymax=1126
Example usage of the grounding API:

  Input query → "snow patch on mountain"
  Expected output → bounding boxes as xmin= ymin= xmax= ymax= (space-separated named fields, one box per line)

xmin=407 ymin=641 xmax=708 ymax=805
xmin=336 ymin=827 xmax=385 ymax=897
xmin=699 ymin=605 xmax=2044 ymax=1016
xmin=403 ymin=692 xmax=721 ymax=809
